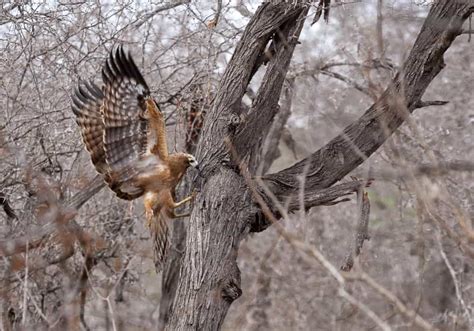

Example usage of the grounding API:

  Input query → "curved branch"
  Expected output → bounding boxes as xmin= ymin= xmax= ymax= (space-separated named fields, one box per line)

xmin=264 ymin=1 xmax=473 ymax=201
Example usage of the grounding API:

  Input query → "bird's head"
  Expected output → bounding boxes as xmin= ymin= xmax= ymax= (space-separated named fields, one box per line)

xmin=185 ymin=154 xmax=199 ymax=170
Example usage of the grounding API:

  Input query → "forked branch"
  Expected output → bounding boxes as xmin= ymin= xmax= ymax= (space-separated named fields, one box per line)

xmin=264 ymin=1 xmax=473 ymax=200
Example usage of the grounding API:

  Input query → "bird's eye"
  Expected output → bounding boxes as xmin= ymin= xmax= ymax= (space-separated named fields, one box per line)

xmin=189 ymin=158 xmax=198 ymax=167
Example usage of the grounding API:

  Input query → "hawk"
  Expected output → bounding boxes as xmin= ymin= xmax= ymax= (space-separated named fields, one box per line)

xmin=71 ymin=47 xmax=198 ymax=270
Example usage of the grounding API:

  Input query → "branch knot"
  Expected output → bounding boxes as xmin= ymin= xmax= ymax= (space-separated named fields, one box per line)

xmin=221 ymin=278 xmax=242 ymax=303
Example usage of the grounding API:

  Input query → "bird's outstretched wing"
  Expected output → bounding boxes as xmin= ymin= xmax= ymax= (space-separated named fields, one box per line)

xmin=71 ymin=81 xmax=107 ymax=174
xmin=102 ymin=47 xmax=149 ymax=172
xmin=72 ymin=47 xmax=170 ymax=200
xmin=100 ymin=47 xmax=169 ymax=199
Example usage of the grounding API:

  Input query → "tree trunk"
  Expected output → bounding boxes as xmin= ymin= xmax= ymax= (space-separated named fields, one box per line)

xmin=165 ymin=1 xmax=473 ymax=330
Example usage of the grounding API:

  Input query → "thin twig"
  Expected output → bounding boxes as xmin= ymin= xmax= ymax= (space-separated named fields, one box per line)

xmin=134 ymin=0 xmax=191 ymax=29
xmin=21 ymin=239 xmax=29 ymax=326
xmin=415 ymin=100 xmax=449 ymax=108
xmin=207 ymin=0 xmax=223 ymax=28
xmin=436 ymin=233 xmax=472 ymax=329
xmin=346 ymin=270 xmax=438 ymax=331
xmin=359 ymin=160 xmax=474 ymax=182
xmin=341 ymin=188 xmax=371 ymax=271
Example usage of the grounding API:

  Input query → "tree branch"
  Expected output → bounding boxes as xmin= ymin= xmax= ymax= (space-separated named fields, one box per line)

xmin=360 ymin=160 xmax=474 ymax=181
xmin=257 ymin=78 xmax=295 ymax=175
xmin=251 ymin=179 xmax=371 ymax=233
xmin=134 ymin=0 xmax=191 ymax=29
xmin=341 ymin=189 xmax=371 ymax=271
xmin=195 ymin=3 xmax=307 ymax=175
xmin=0 ymin=175 xmax=105 ymax=258
xmin=234 ymin=9 xmax=308 ymax=171
xmin=264 ymin=1 xmax=473 ymax=200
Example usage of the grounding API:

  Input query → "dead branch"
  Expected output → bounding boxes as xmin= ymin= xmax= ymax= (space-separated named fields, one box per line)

xmin=341 ymin=189 xmax=371 ymax=271
xmin=251 ymin=179 xmax=371 ymax=233
xmin=361 ymin=160 xmax=474 ymax=181
xmin=0 ymin=175 xmax=105 ymax=258
xmin=312 ymin=0 xmax=331 ymax=25
xmin=415 ymin=100 xmax=449 ymax=108
xmin=346 ymin=270 xmax=438 ymax=330
xmin=436 ymin=233 xmax=473 ymax=329
xmin=257 ymin=78 xmax=295 ymax=175
xmin=134 ymin=0 xmax=191 ymax=29
xmin=265 ymin=1 xmax=473 ymax=199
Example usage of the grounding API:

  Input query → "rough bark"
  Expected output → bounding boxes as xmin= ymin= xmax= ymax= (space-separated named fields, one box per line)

xmin=165 ymin=1 xmax=473 ymax=330
xmin=166 ymin=4 xmax=309 ymax=330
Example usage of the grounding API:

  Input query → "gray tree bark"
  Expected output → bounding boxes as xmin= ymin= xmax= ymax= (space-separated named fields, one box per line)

xmin=164 ymin=1 xmax=473 ymax=330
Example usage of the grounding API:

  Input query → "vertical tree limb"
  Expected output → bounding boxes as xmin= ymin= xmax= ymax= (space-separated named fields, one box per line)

xmin=166 ymin=4 xmax=308 ymax=330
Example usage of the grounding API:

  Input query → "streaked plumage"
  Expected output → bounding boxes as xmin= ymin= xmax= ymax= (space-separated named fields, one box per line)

xmin=71 ymin=47 xmax=198 ymax=270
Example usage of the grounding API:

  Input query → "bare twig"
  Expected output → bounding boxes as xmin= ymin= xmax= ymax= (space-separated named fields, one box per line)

xmin=436 ymin=233 xmax=472 ymax=329
xmin=376 ymin=0 xmax=385 ymax=58
xmin=319 ymin=69 xmax=373 ymax=97
xmin=207 ymin=0 xmax=223 ymax=28
xmin=311 ymin=0 xmax=331 ymax=25
xmin=346 ymin=270 xmax=438 ymax=331
xmin=341 ymin=189 xmax=371 ymax=271
xmin=134 ymin=0 xmax=191 ymax=29
xmin=362 ymin=160 xmax=474 ymax=181
xmin=415 ymin=100 xmax=449 ymax=108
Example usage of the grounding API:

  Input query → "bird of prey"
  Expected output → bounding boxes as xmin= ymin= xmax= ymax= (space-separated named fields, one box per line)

xmin=71 ymin=47 xmax=198 ymax=270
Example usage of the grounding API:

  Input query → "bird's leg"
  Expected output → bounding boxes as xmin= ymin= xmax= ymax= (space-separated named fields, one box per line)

xmin=168 ymin=191 xmax=197 ymax=218
xmin=173 ymin=194 xmax=195 ymax=208
xmin=144 ymin=193 xmax=158 ymax=228
xmin=164 ymin=207 xmax=190 ymax=219
xmin=145 ymin=205 xmax=154 ymax=228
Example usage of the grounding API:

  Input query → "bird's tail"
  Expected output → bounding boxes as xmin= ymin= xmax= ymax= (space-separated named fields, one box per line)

xmin=149 ymin=211 xmax=170 ymax=272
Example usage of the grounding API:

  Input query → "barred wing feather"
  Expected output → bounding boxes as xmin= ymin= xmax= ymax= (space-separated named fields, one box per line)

xmin=71 ymin=81 xmax=108 ymax=174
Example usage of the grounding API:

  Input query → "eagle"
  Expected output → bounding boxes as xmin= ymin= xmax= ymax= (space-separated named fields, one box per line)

xmin=71 ymin=47 xmax=198 ymax=270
